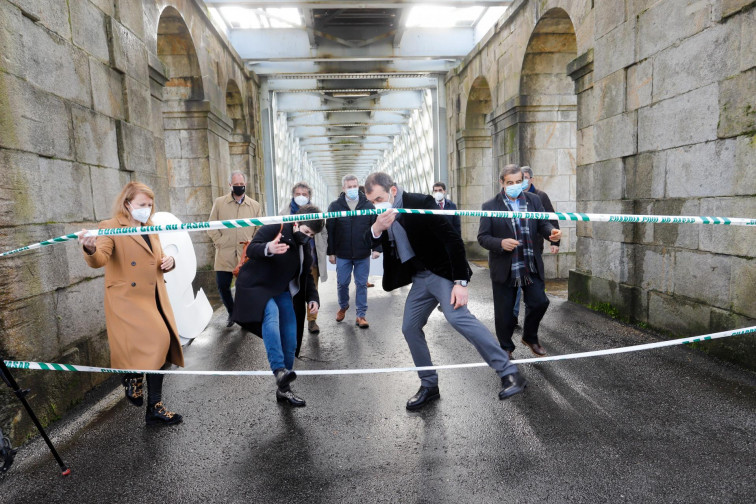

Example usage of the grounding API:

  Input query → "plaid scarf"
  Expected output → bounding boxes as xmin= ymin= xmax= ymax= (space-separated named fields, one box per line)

xmin=502 ymin=191 xmax=537 ymax=287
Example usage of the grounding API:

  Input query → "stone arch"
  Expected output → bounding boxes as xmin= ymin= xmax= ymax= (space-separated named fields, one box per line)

xmin=518 ymin=7 xmax=578 ymax=276
xmin=225 ymin=79 xmax=245 ymax=135
xmin=157 ymin=6 xmax=204 ymax=101
xmin=465 ymin=76 xmax=493 ymax=130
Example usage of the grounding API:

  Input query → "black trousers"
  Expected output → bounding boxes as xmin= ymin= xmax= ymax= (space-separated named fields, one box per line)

xmin=216 ymin=271 xmax=234 ymax=316
xmin=292 ymin=290 xmax=306 ymax=357
xmin=491 ymin=273 xmax=550 ymax=352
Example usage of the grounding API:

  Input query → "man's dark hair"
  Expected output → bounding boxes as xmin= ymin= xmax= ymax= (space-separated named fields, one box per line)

xmin=433 ymin=182 xmax=446 ymax=191
xmin=499 ymin=164 xmax=521 ymax=181
xmin=364 ymin=172 xmax=395 ymax=194
xmin=296 ymin=204 xmax=324 ymax=233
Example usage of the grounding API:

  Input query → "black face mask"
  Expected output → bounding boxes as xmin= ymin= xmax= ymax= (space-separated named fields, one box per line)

xmin=293 ymin=231 xmax=311 ymax=245
xmin=232 ymin=185 xmax=246 ymax=196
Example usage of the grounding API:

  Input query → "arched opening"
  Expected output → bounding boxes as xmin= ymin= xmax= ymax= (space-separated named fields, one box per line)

xmin=518 ymin=8 xmax=577 ymax=277
xmin=225 ymin=80 xmax=245 ymax=135
xmin=157 ymin=7 xmax=204 ymax=101
xmin=465 ymin=76 xmax=492 ymax=130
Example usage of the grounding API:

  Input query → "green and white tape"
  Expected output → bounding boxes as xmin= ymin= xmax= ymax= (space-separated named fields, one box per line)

xmin=4 ymin=326 xmax=754 ymax=376
xmin=2 ymin=208 xmax=755 ymax=258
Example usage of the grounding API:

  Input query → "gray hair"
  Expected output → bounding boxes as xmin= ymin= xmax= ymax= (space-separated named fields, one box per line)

xmin=229 ymin=170 xmax=247 ymax=184
xmin=291 ymin=181 xmax=312 ymax=197
xmin=364 ymin=172 xmax=395 ymax=194
xmin=521 ymin=166 xmax=534 ymax=178
xmin=341 ymin=174 xmax=358 ymax=187
xmin=499 ymin=164 xmax=521 ymax=181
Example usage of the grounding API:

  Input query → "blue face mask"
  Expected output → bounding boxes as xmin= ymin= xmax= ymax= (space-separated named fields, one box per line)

xmin=345 ymin=188 xmax=359 ymax=200
xmin=522 ymin=180 xmax=530 ymax=191
xmin=505 ymin=183 xmax=523 ymax=199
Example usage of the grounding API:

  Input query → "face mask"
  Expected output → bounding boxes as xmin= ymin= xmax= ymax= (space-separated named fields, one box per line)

xmin=129 ymin=204 xmax=151 ymax=224
xmin=505 ymin=183 xmax=523 ymax=199
xmin=522 ymin=180 xmax=530 ymax=191
xmin=345 ymin=188 xmax=359 ymax=201
xmin=293 ymin=231 xmax=311 ymax=245
xmin=232 ymin=185 xmax=246 ymax=196
xmin=432 ymin=191 xmax=445 ymax=202
xmin=294 ymin=195 xmax=309 ymax=207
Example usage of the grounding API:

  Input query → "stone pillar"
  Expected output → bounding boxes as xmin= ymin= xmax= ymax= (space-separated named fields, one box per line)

xmin=455 ymin=129 xmax=493 ymax=259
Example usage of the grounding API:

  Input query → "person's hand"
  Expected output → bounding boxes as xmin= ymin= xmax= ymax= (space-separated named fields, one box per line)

xmin=450 ymin=284 xmax=468 ymax=310
xmin=371 ymin=250 xmax=381 ymax=259
xmin=548 ymin=229 xmax=562 ymax=242
xmin=329 ymin=255 xmax=336 ymax=264
xmin=550 ymin=245 xmax=559 ymax=254
xmin=372 ymin=209 xmax=396 ymax=233
xmin=501 ymin=238 xmax=520 ymax=251
xmin=78 ymin=229 xmax=96 ymax=254
xmin=308 ymin=301 xmax=319 ymax=315
xmin=160 ymin=255 xmax=174 ymax=271
xmin=268 ymin=232 xmax=289 ymax=255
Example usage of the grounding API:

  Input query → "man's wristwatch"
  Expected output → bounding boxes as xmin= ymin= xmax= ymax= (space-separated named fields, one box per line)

xmin=454 ymin=280 xmax=469 ymax=287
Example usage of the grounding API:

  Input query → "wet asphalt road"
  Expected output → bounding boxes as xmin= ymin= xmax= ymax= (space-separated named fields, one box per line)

xmin=2 ymin=265 xmax=755 ymax=503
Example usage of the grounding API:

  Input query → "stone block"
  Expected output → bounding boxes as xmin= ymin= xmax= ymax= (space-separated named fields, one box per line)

xmin=592 ymin=158 xmax=625 ymax=200
xmin=150 ymin=96 xmax=165 ymax=137
xmin=90 ymin=0 xmax=116 ymax=16
xmin=557 ymin=148 xmax=577 ymax=175
xmin=721 ymin=0 xmax=756 ymax=17
xmin=164 ymin=130 xmax=182 ymax=159
xmin=650 ymin=198 xmax=701 ymax=249
xmin=587 ymin=199 xmax=635 ymax=243
xmin=576 ymin=126 xmax=596 ymax=165
xmin=717 ymin=68 xmax=756 ymax=139
xmin=637 ymin=246 xmax=675 ymax=294
xmin=576 ymin=86 xmax=596 ymax=129
xmin=664 ymin=140 xmax=736 ymax=198
xmin=521 ymin=122 xmax=574 ymax=151
xmin=9 ymin=0 xmax=71 ymax=40
xmin=543 ymin=253 xmax=557 ymax=279
xmin=109 ymin=18 xmax=149 ymax=86
xmin=648 ymin=291 xmax=711 ymax=336
xmin=63 ymin=221 xmax=105 ymax=284
xmin=0 ymin=150 xmax=39 ymax=226
xmin=623 ymin=151 xmax=666 ymax=200
xmin=594 ymin=69 xmax=626 ymax=121
xmin=593 ymin=21 xmax=636 ymax=81
xmin=116 ymin=121 xmax=156 ymax=172
xmin=741 ymin=7 xmax=756 ymax=71
xmin=626 ymin=59 xmax=653 ymax=112
xmin=116 ymin=0 xmax=145 ymax=40
xmin=586 ymin=239 xmax=635 ymax=284
xmin=638 ymin=0 xmax=712 ymax=60
xmin=638 ymin=84 xmax=718 ymax=152
xmin=38 ymin=158 xmax=96 ymax=222
xmin=124 ymin=76 xmax=153 ymax=130
xmin=593 ymin=112 xmax=637 ymax=161
xmin=89 ymin=58 xmax=125 ymax=120
xmin=652 ymin=20 xmax=741 ymax=103
xmin=698 ymin=196 xmax=756 ymax=256
xmin=0 ymin=292 xmax=60 ymax=360
xmin=538 ymin=174 xmax=572 ymax=204
xmin=594 ymin=0 xmax=627 ymax=39
xmin=56 ymin=278 xmax=107 ymax=348
xmin=733 ymin=134 xmax=756 ymax=196
xmin=181 ymin=129 xmax=210 ymax=159
xmin=0 ymin=1 xmax=27 ymax=78
xmin=520 ymin=148 xmax=558 ymax=176
xmin=673 ymin=250 xmax=731 ymax=309
xmin=521 ymin=73 xmax=574 ymax=96
xmin=89 ymin=166 xmax=131 ymax=220
xmin=730 ymin=257 xmax=756 ymax=318
xmin=72 ymin=107 xmax=120 ymax=169
xmin=70 ymin=0 xmax=110 ymax=62
xmin=557 ymin=251 xmax=576 ymax=277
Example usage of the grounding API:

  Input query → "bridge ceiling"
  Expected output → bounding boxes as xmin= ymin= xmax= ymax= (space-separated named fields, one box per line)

xmin=203 ymin=0 xmax=511 ymax=185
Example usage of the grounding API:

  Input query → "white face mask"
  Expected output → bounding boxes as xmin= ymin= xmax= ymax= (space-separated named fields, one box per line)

xmin=129 ymin=204 xmax=151 ymax=224
xmin=294 ymin=195 xmax=309 ymax=206
xmin=433 ymin=191 xmax=445 ymax=202
xmin=374 ymin=202 xmax=392 ymax=210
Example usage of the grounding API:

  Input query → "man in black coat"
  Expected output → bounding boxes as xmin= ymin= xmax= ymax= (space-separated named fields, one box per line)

xmin=327 ymin=174 xmax=381 ymax=328
xmin=364 ymin=172 xmax=526 ymax=411
xmin=477 ymin=165 xmax=562 ymax=358
xmin=233 ymin=205 xmax=323 ymax=407
xmin=432 ymin=181 xmax=461 ymax=236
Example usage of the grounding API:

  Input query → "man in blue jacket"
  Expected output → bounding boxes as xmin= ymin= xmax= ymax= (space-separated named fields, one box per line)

xmin=327 ymin=175 xmax=381 ymax=328
xmin=432 ymin=182 xmax=461 ymax=236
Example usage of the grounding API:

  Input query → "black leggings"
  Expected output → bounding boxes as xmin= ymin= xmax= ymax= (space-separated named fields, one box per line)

xmin=123 ymin=373 xmax=164 ymax=406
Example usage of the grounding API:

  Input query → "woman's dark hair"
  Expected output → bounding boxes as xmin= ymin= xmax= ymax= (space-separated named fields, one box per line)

xmin=296 ymin=204 xmax=325 ymax=234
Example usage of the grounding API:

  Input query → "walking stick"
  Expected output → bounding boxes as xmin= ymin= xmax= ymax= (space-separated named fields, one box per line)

xmin=0 ymin=359 xmax=70 ymax=476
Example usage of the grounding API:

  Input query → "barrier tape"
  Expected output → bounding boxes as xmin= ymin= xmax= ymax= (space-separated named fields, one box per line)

xmin=2 ymin=208 xmax=755 ymax=258
xmin=4 ymin=326 xmax=754 ymax=376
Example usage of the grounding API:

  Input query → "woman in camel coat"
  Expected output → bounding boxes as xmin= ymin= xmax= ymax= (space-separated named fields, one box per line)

xmin=79 ymin=181 xmax=184 ymax=426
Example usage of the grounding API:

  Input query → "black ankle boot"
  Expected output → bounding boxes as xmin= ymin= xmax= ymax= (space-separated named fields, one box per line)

xmin=276 ymin=387 xmax=306 ymax=407
xmin=122 ymin=376 xmax=144 ymax=407
xmin=273 ymin=368 xmax=296 ymax=389
xmin=145 ymin=402 xmax=183 ymax=426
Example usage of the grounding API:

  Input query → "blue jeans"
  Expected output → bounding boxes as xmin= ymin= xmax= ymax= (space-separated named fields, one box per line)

xmin=336 ymin=257 xmax=370 ymax=317
xmin=262 ymin=292 xmax=297 ymax=372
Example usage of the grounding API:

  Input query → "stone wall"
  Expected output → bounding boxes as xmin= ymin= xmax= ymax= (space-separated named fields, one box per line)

xmin=0 ymin=0 xmax=264 ymax=443
xmin=445 ymin=0 xmax=756 ymax=366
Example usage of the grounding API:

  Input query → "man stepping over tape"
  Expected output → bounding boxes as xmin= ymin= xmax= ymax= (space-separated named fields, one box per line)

xmin=364 ymin=172 xmax=527 ymax=411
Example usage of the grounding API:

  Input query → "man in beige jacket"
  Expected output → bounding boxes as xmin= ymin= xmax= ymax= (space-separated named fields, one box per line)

xmin=208 ymin=170 xmax=263 ymax=327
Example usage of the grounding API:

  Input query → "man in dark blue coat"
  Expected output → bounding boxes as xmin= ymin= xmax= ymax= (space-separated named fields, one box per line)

xmin=432 ymin=181 xmax=461 ymax=236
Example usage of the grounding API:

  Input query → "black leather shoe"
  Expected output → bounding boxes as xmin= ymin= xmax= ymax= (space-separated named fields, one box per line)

xmin=226 ymin=315 xmax=234 ymax=328
xmin=274 ymin=368 xmax=297 ymax=389
xmin=406 ymin=386 xmax=440 ymax=411
xmin=145 ymin=401 xmax=183 ymax=426
xmin=276 ymin=387 xmax=306 ymax=407
xmin=122 ymin=376 xmax=143 ymax=407
xmin=521 ymin=338 xmax=547 ymax=356
xmin=499 ymin=372 xmax=527 ymax=400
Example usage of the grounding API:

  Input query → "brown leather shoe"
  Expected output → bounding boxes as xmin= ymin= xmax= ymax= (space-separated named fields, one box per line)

xmin=308 ymin=320 xmax=320 ymax=334
xmin=336 ymin=305 xmax=349 ymax=322
xmin=356 ymin=317 xmax=369 ymax=328
xmin=521 ymin=338 xmax=546 ymax=356
xmin=366 ymin=282 xmax=375 ymax=288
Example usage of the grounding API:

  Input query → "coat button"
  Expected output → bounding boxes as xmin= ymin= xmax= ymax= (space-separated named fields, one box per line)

xmin=131 ymin=282 xmax=136 ymax=287
xmin=131 ymin=261 xmax=136 ymax=266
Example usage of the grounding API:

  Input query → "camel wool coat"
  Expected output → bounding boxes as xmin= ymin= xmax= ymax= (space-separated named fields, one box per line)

xmin=83 ymin=214 xmax=184 ymax=370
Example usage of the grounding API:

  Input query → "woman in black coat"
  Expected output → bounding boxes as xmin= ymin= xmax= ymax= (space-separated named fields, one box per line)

xmin=233 ymin=205 xmax=324 ymax=406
